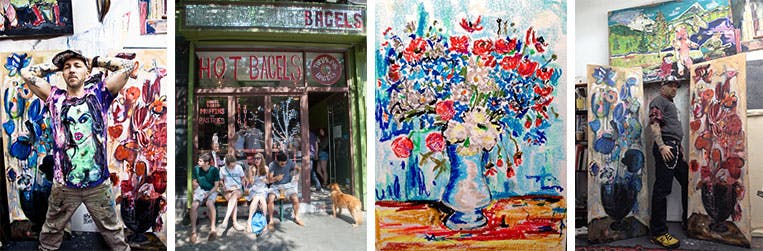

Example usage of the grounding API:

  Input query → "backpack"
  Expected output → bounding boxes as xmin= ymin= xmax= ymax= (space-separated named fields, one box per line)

xmin=250 ymin=211 xmax=267 ymax=235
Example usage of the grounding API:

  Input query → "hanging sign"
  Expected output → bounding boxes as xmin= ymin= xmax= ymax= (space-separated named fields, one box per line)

xmin=196 ymin=51 xmax=304 ymax=82
xmin=310 ymin=54 xmax=342 ymax=85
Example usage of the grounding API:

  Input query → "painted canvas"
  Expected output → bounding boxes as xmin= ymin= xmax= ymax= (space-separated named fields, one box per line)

xmin=608 ymin=0 xmax=737 ymax=82
xmin=731 ymin=0 xmax=763 ymax=51
xmin=0 ymin=0 xmax=73 ymax=37
xmin=687 ymin=53 xmax=750 ymax=247
xmin=139 ymin=0 xmax=167 ymax=35
xmin=1 ymin=50 xmax=167 ymax=238
xmin=375 ymin=0 xmax=567 ymax=249
xmin=585 ymin=65 xmax=648 ymax=243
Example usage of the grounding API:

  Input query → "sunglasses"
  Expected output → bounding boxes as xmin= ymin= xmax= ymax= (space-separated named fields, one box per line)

xmin=254 ymin=157 xmax=262 ymax=160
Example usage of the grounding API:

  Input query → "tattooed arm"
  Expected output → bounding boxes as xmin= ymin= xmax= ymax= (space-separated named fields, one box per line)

xmin=20 ymin=63 xmax=57 ymax=101
xmin=92 ymin=56 xmax=139 ymax=96
xmin=649 ymin=106 xmax=674 ymax=161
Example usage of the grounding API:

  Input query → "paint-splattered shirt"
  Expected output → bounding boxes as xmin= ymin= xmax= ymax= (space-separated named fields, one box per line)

xmin=46 ymin=81 xmax=115 ymax=188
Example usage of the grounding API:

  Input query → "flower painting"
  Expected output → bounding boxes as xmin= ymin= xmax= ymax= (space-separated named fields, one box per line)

xmin=375 ymin=0 xmax=567 ymax=249
xmin=585 ymin=65 xmax=648 ymax=243
xmin=687 ymin=53 xmax=751 ymax=247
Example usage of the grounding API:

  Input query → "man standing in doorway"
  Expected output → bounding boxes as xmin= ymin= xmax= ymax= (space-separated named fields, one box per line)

xmin=648 ymin=80 xmax=689 ymax=249
xmin=267 ymin=152 xmax=304 ymax=228
xmin=21 ymin=49 xmax=138 ymax=250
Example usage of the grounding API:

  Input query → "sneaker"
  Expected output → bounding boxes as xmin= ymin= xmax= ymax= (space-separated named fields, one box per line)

xmin=651 ymin=233 xmax=680 ymax=249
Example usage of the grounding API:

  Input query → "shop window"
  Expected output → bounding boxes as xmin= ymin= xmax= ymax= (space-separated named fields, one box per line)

xmin=197 ymin=96 xmax=229 ymax=153
xmin=195 ymin=51 xmax=304 ymax=88
xmin=233 ymin=96 xmax=266 ymax=157
xmin=271 ymin=96 xmax=302 ymax=161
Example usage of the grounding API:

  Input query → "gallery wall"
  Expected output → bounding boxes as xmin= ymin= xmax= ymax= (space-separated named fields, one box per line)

xmin=576 ymin=0 xmax=763 ymax=233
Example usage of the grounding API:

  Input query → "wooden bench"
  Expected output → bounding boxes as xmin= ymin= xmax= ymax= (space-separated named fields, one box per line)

xmin=213 ymin=192 xmax=290 ymax=222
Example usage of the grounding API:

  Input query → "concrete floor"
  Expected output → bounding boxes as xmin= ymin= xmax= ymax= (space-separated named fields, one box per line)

xmin=576 ymin=222 xmax=763 ymax=250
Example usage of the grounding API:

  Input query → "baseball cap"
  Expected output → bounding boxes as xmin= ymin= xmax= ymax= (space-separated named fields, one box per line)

xmin=52 ymin=49 xmax=89 ymax=69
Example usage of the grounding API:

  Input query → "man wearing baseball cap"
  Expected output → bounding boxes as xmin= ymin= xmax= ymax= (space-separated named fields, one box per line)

xmin=20 ymin=49 xmax=138 ymax=251
xmin=648 ymin=79 xmax=689 ymax=249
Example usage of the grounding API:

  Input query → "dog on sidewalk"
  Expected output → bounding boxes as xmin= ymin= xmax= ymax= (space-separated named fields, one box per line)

xmin=328 ymin=183 xmax=363 ymax=227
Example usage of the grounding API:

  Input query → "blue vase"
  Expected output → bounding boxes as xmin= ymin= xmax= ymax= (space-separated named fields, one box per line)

xmin=442 ymin=144 xmax=492 ymax=230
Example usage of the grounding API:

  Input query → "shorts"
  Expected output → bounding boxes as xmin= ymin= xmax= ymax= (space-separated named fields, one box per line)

xmin=319 ymin=151 xmax=329 ymax=161
xmin=268 ymin=183 xmax=298 ymax=199
xmin=247 ymin=185 xmax=269 ymax=201
xmin=193 ymin=187 xmax=219 ymax=205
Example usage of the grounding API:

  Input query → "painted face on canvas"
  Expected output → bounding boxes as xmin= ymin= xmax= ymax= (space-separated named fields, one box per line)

xmin=65 ymin=102 xmax=94 ymax=145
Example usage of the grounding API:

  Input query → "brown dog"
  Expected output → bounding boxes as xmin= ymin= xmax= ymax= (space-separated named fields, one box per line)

xmin=328 ymin=183 xmax=363 ymax=227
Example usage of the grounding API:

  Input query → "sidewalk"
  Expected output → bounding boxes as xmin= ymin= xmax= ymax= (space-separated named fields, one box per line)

xmin=175 ymin=189 xmax=367 ymax=251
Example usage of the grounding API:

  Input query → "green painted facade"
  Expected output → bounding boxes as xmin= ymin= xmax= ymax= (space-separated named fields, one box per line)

xmin=177 ymin=1 xmax=367 ymax=208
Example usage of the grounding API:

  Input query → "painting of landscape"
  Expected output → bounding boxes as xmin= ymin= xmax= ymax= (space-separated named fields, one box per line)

xmin=609 ymin=0 xmax=737 ymax=82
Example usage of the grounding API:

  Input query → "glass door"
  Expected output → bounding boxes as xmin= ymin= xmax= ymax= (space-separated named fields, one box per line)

xmin=269 ymin=95 xmax=308 ymax=200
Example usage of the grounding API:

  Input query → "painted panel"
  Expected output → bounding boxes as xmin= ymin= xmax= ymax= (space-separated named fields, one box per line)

xmin=731 ymin=0 xmax=763 ymax=52
xmin=139 ymin=0 xmax=167 ymax=35
xmin=585 ymin=65 xmax=647 ymax=243
xmin=687 ymin=53 xmax=750 ymax=247
xmin=375 ymin=0 xmax=567 ymax=249
xmin=0 ymin=0 xmax=73 ymax=38
xmin=608 ymin=0 xmax=736 ymax=82
xmin=1 ymin=50 xmax=168 ymax=236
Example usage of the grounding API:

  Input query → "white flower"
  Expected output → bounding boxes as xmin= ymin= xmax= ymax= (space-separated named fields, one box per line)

xmin=444 ymin=122 xmax=468 ymax=143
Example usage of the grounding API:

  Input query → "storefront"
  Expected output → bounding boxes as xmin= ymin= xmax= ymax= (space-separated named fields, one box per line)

xmin=176 ymin=1 xmax=367 ymax=205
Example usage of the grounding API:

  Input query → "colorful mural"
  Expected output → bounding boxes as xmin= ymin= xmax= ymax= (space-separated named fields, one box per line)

xmin=139 ymin=0 xmax=167 ymax=35
xmin=687 ymin=53 xmax=750 ymax=247
xmin=585 ymin=65 xmax=648 ymax=243
xmin=609 ymin=0 xmax=737 ymax=82
xmin=730 ymin=0 xmax=763 ymax=51
xmin=375 ymin=0 xmax=566 ymax=249
xmin=1 ymin=50 xmax=167 ymax=238
xmin=0 ymin=0 xmax=73 ymax=37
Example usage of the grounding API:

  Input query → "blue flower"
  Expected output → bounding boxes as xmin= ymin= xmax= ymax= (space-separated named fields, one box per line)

xmin=4 ymin=53 xmax=31 ymax=77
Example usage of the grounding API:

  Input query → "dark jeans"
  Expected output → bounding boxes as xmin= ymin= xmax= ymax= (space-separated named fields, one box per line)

xmin=650 ymin=138 xmax=688 ymax=236
xmin=311 ymin=159 xmax=322 ymax=190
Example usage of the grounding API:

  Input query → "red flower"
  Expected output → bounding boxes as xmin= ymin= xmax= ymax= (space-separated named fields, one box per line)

xmin=689 ymin=120 xmax=701 ymax=132
xmin=534 ymin=85 xmax=553 ymax=96
xmin=449 ymin=36 xmax=469 ymax=54
xmin=483 ymin=56 xmax=497 ymax=68
xmin=517 ymin=58 xmax=538 ymax=77
xmin=506 ymin=167 xmax=516 ymax=178
xmin=388 ymin=63 xmax=402 ymax=82
xmin=495 ymin=38 xmax=517 ymax=54
xmin=690 ymin=160 xmax=699 ymax=172
xmin=484 ymin=167 xmax=497 ymax=177
xmin=500 ymin=53 xmax=522 ymax=70
xmin=425 ymin=133 xmax=446 ymax=152
xmin=459 ymin=16 xmax=483 ymax=33
xmin=472 ymin=39 xmax=493 ymax=56
xmin=404 ymin=37 xmax=427 ymax=62
xmin=514 ymin=152 xmax=523 ymax=166
xmin=536 ymin=67 xmax=554 ymax=81
xmin=391 ymin=136 xmax=414 ymax=158
xmin=108 ymin=125 xmax=123 ymax=139
xmin=524 ymin=118 xmax=532 ymax=128
xmin=121 ymin=180 xmax=133 ymax=195
xmin=525 ymin=27 xmax=546 ymax=53
xmin=496 ymin=158 xmax=504 ymax=167
xmin=435 ymin=100 xmax=455 ymax=121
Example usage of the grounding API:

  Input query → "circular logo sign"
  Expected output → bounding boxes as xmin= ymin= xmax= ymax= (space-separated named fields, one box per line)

xmin=310 ymin=54 xmax=342 ymax=85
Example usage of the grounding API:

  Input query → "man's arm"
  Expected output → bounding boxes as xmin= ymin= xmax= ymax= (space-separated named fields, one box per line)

xmin=92 ymin=56 xmax=139 ymax=96
xmin=649 ymin=107 xmax=674 ymax=161
xmin=20 ymin=63 xmax=57 ymax=101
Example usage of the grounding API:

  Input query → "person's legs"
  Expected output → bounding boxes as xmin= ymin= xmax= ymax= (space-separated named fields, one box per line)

xmin=82 ymin=182 xmax=129 ymax=251
xmin=190 ymin=200 xmax=200 ymax=242
xmin=650 ymin=142 xmax=676 ymax=237
xmin=220 ymin=190 xmax=237 ymax=230
xmin=319 ymin=151 xmax=329 ymax=185
xmin=676 ymin=155 xmax=689 ymax=223
xmin=204 ymin=196 xmax=217 ymax=240
xmin=230 ymin=190 xmax=244 ymax=230
xmin=290 ymin=194 xmax=304 ymax=226
xmin=38 ymin=186 xmax=79 ymax=251
xmin=266 ymin=193 xmax=276 ymax=228
xmin=310 ymin=162 xmax=322 ymax=191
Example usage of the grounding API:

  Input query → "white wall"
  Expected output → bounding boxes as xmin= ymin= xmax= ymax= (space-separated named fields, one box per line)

xmin=0 ymin=1 xmax=166 ymax=56
xmin=577 ymin=0 xmax=763 ymax=232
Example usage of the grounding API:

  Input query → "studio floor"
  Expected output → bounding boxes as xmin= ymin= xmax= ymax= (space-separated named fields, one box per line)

xmin=575 ymin=223 xmax=763 ymax=250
